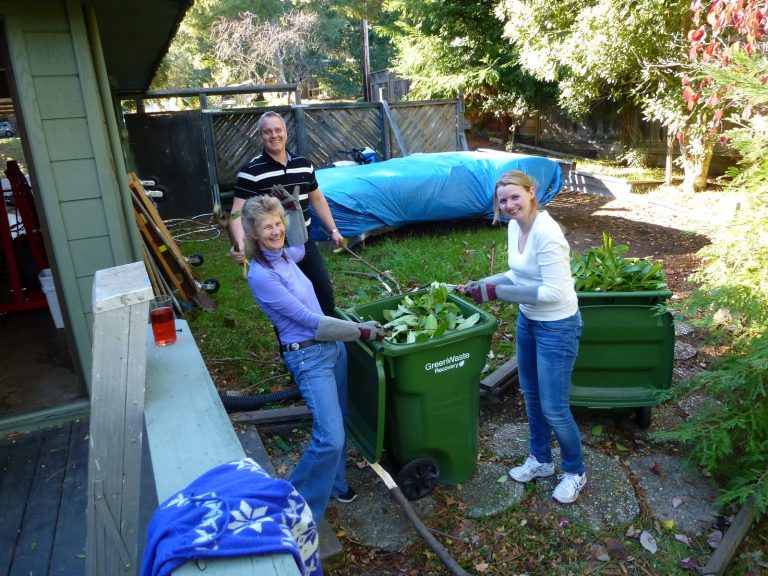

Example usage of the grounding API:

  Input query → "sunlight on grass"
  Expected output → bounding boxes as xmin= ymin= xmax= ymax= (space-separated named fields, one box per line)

xmin=575 ymin=159 xmax=679 ymax=182
xmin=0 ymin=137 xmax=27 ymax=172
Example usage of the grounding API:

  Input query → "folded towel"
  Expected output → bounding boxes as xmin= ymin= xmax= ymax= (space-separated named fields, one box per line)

xmin=141 ymin=458 xmax=320 ymax=576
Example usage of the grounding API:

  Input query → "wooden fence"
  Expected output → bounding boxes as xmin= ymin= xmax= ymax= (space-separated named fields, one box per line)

xmin=208 ymin=99 xmax=465 ymax=197
xmin=123 ymin=86 xmax=465 ymax=215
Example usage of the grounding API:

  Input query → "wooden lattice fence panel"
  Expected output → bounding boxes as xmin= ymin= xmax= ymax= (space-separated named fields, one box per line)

xmin=211 ymin=108 xmax=298 ymax=188
xmin=200 ymin=100 xmax=461 ymax=191
xmin=303 ymin=105 xmax=383 ymax=167
xmin=389 ymin=100 xmax=458 ymax=155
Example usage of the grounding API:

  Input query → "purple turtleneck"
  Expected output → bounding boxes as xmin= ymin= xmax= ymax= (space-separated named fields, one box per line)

xmin=246 ymin=244 xmax=324 ymax=344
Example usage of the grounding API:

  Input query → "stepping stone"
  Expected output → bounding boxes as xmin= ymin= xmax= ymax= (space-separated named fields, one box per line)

xmin=674 ymin=321 xmax=694 ymax=336
xmin=675 ymin=341 xmax=697 ymax=360
xmin=456 ymin=461 xmax=525 ymax=518
xmin=627 ymin=453 xmax=720 ymax=535
xmin=487 ymin=422 xmax=640 ymax=530
xmin=521 ymin=448 xmax=640 ymax=532
xmin=329 ymin=466 xmax=435 ymax=551
xmin=678 ymin=392 xmax=718 ymax=419
xmin=487 ymin=421 xmax=530 ymax=460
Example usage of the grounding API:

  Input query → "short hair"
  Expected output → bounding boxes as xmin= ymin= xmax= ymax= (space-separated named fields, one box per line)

xmin=256 ymin=111 xmax=286 ymax=135
xmin=492 ymin=170 xmax=538 ymax=225
xmin=240 ymin=195 xmax=286 ymax=263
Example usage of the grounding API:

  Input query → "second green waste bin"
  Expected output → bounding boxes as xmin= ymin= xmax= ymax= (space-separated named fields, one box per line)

xmin=571 ymin=290 xmax=675 ymax=429
xmin=339 ymin=289 xmax=497 ymax=500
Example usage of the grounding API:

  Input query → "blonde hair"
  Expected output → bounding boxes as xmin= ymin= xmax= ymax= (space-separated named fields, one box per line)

xmin=492 ymin=170 xmax=538 ymax=225
xmin=240 ymin=195 xmax=286 ymax=263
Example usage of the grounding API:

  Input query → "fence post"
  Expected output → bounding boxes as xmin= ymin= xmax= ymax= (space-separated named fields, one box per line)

xmin=199 ymin=92 xmax=222 ymax=209
xmin=293 ymin=104 xmax=310 ymax=158
xmin=379 ymin=101 xmax=391 ymax=160
xmin=456 ymin=90 xmax=468 ymax=151
xmin=86 ymin=261 xmax=153 ymax=576
xmin=381 ymin=100 xmax=408 ymax=157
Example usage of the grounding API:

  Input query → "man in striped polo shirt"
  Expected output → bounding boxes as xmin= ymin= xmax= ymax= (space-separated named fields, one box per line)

xmin=228 ymin=111 xmax=343 ymax=315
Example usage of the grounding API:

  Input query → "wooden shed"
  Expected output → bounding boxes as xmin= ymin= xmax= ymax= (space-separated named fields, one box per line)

xmin=0 ymin=0 xmax=191 ymax=434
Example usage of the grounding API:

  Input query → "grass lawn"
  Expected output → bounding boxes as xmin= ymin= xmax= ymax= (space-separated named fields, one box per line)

xmin=0 ymin=137 xmax=27 ymax=172
xmin=575 ymin=159 xmax=673 ymax=182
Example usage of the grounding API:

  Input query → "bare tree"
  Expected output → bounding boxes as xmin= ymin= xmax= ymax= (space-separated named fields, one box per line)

xmin=211 ymin=10 xmax=319 ymax=86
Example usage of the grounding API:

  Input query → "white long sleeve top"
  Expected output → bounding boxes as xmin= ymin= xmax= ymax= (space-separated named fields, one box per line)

xmin=504 ymin=210 xmax=578 ymax=321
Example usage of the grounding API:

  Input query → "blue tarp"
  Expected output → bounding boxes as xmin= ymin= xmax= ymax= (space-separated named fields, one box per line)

xmin=309 ymin=151 xmax=562 ymax=240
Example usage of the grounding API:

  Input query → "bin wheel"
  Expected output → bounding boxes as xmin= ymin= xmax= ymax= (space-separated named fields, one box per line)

xmin=636 ymin=407 xmax=652 ymax=430
xmin=186 ymin=253 xmax=204 ymax=267
xmin=200 ymin=277 xmax=220 ymax=294
xmin=396 ymin=458 xmax=440 ymax=501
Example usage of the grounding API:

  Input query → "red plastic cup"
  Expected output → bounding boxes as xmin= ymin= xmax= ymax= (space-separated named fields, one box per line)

xmin=150 ymin=295 xmax=176 ymax=346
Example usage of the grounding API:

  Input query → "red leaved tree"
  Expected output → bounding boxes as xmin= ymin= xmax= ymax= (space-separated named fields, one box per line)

xmin=679 ymin=0 xmax=767 ymax=191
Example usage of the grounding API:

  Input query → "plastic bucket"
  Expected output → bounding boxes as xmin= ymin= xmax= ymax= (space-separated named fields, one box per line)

xmin=38 ymin=268 xmax=64 ymax=329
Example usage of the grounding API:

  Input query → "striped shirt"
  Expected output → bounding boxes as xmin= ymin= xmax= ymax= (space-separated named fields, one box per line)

xmin=234 ymin=151 xmax=318 ymax=226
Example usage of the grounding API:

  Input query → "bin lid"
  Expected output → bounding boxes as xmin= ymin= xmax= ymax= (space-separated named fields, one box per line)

xmin=344 ymin=339 xmax=386 ymax=464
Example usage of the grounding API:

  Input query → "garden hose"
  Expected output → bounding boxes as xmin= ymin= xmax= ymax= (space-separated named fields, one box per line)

xmin=368 ymin=461 xmax=471 ymax=576
xmin=219 ymin=386 xmax=301 ymax=413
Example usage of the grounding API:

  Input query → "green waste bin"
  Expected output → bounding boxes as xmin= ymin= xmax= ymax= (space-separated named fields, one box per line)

xmin=339 ymin=290 xmax=497 ymax=499
xmin=571 ymin=290 xmax=674 ymax=428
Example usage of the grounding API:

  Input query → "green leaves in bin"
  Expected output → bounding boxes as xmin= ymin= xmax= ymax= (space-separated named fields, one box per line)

xmin=571 ymin=232 xmax=667 ymax=292
xmin=382 ymin=282 xmax=480 ymax=343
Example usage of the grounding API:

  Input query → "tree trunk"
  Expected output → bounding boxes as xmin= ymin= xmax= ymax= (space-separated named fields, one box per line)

xmin=665 ymin=129 xmax=674 ymax=186
xmin=679 ymin=137 xmax=714 ymax=193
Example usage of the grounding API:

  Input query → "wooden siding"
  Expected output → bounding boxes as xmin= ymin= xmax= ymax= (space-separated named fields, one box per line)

xmin=2 ymin=0 xmax=136 ymax=385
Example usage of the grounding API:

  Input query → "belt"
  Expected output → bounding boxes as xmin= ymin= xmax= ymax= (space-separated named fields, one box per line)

xmin=281 ymin=339 xmax=319 ymax=353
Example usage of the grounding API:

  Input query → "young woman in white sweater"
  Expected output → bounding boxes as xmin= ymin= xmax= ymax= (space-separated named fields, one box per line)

xmin=466 ymin=170 xmax=586 ymax=504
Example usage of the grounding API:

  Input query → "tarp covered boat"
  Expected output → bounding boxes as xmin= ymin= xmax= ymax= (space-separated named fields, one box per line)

xmin=309 ymin=150 xmax=563 ymax=241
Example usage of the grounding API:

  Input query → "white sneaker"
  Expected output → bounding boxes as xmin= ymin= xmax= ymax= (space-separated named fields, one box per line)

xmin=552 ymin=472 xmax=587 ymax=504
xmin=508 ymin=455 xmax=555 ymax=483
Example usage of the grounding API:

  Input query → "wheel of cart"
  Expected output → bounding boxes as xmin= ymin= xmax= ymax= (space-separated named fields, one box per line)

xmin=338 ymin=290 xmax=498 ymax=500
xmin=397 ymin=458 xmax=440 ymax=501
xmin=198 ymin=277 xmax=220 ymax=294
xmin=186 ymin=253 xmax=204 ymax=267
xmin=635 ymin=406 xmax=652 ymax=430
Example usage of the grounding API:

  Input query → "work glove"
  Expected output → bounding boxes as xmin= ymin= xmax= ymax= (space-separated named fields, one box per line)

xmin=271 ymin=184 xmax=302 ymax=212
xmin=357 ymin=321 xmax=389 ymax=341
xmin=469 ymin=283 xmax=497 ymax=304
xmin=462 ymin=280 xmax=481 ymax=295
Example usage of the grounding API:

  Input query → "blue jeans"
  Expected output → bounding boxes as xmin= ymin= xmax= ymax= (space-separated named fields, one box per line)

xmin=516 ymin=311 xmax=584 ymax=475
xmin=282 ymin=341 xmax=349 ymax=521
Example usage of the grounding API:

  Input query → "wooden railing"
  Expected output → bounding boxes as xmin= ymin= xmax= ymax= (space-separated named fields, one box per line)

xmin=85 ymin=262 xmax=300 ymax=575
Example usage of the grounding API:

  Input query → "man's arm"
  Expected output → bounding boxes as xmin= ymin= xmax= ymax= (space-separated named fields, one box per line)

xmin=228 ymin=196 xmax=247 ymax=264
xmin=308 ymin=187 xmax=344 ymax=246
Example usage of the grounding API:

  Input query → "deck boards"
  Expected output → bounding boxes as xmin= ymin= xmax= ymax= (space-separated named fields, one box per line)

xmin=0 ymin=430 xmax=42 ymax=573
xmin=10 ymin=424 xmax=71 ymax=575
xmin=50 ymin=418 xmax=89 ymax=574
xmin=0 ymin=420 xmax=88 ymax=576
